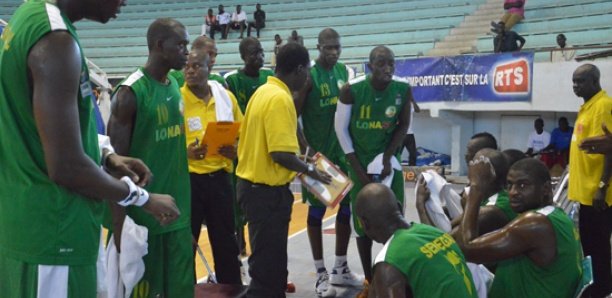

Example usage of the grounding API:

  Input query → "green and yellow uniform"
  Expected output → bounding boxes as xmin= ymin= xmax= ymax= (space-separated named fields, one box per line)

xmin=0 ymin=1 xmax=100 ymax=296
xmin=116 ymin=68 xmax=193 ymax=298
xmin=168 ymin=69 xmax=226 ymax=88
xmin=374 ymin=224 xmax=477 ymax=298
xmin=301 ymin=61 xmax=352 ymax=206
xmin=348 ymin=75 xmax=409 ymax=236
xmin=489 ymin=206 xmax=582 ymax=298
xmin=224 ymin=68 xmax=274 ymax=113
xmin=481 ymin=190 xmax=518 ymax=222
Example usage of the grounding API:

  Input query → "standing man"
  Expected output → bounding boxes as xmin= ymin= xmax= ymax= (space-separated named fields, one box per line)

xmin=355 ymin=184 xmax=477 ymax=298
xmin=568 ymin=64 xmax=612 ymax=298
xmin=403 ymin=99 xmax=421 ymax=166
xmin=229 ymin=5 xmax=247 ymax=39
xmin=183 ymin=50 xmax=243 ymax=284
xmin=294 ymin=28 xmax=362 ymax=297
xmin=334 ymin=46 xmax=412 ymax=286
xmin=211 ymin=4 xmax=230 ymax=40
xmin=108 ymin=18 xmax=194 ymax=297
xmin=169 ymin=35 xmax=227 ymax=87
xmin=224 ymin=37 xmax=274 ymax=114
xmin=0 ymin=1 xmax=179 ymax=297
xmin=236 ymin=43 xmax=331 ymax=298
xmin=247 ymin=3 xmax=266 ymax=38
xmin=551 ymin=34 xmax=576 ymax=62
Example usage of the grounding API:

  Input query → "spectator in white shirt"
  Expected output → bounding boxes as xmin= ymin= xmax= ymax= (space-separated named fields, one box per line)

xmin=551 ymin=34 xmax=576 ymax=62
xmin=211 ymin=4 xmax=231 ymax=40
xmin=230 ymin=5 xmax=247 ymax=39
xmin=526 ymin=118 xmax=551 ymax=156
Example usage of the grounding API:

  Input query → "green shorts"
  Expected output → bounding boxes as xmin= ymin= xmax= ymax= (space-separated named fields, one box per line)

xmin=302 ymin=153 xmax=352 ymax=208
xmin=131 ymin=227 xmax=194 ymax=298
xmin=0 ymin=254 xmax=96 ymax=298
xmin=349 ymin=169 xmax=405 ymax=237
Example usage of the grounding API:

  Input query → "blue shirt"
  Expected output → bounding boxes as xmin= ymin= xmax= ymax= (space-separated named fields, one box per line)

xmin=550 ymin=127 xmax=573 ymax=151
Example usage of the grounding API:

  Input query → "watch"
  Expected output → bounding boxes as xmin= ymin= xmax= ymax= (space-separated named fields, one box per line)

xmin=599 ymin=181 xmax=609 ymax=189
xmin=306 ymin=163 xmax=315 ymax=174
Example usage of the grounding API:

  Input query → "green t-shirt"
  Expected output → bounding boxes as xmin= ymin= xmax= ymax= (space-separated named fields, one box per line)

xmin=224 ymin=68 xmax=274 ymax=113
xmin=116 ymin=68 xmax=191 ymax=235
xmin=0 ymin=1 xmax=101 ymax=265
xmin=302 ymin=61 xmax=350 ymax=158
xmin=168 ymin=69 xmax=226 ymax=87
xmin=489 ymin=206 xmax=582 ymax=298
xmin=480 ymin=190 xmax=518 ymax=222
xmin=375 ymin=224 xmax=477 ymax=298
xmin=349 ymin=75 xmax=409 ymax=167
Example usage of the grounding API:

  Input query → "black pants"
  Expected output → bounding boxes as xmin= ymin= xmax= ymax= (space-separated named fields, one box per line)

xmin=210 ymin=24 xmax=228 ymax=39
xmin=247 ymin=22 xmax=265 ymax=37
xmin=403 ymin=133 xmax=417 ymax=166
xmin=579 ymin=204 xmax=612 ymax=298
xmin=190 ymin=171 xmax=241 ymax=284
xmin=237 ymin=178 xmax=293 ymax=298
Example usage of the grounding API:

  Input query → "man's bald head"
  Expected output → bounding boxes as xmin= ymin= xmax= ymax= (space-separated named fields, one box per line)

xmin=573 ymin=64 xmax=602 ymax=100
xmin=355 ymin=183 xmax=404 ymax=243
xmin=146 ymin=18 xmax=186 ymax=51
xmin=318 ymin=28 xmax=340 ymax=44
xmin=191 ymin=35 xmax=215 ymax=51
xmin=369 ymin=46 xmax=394 ymax=64
xmin=466 ymin=132 xmax=497 ymax=165
xmin=574 ymin=64 xmax=600 ymax=83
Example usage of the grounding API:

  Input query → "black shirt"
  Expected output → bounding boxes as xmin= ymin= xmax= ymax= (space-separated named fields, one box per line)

xmin=494 ymin=31 xmax=525 ymax=53
xmin=254 ymin=10 xmax=265 ymax=26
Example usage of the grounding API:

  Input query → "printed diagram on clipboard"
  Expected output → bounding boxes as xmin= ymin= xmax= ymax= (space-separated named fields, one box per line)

xmin=299 ymin=152 xmax=353 ymax=208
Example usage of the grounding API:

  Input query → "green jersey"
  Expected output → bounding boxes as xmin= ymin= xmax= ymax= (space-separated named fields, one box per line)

xmin=349 ymin=75 xmax=410 ymax=167
xmin=0 ymin=1 xmax=101 ymax=265
xmin=375 ymin=224 xmax=477 ymax=298
xmin=489 ymin=206 xmax=582 ymax=298
xmin=302 ymin=61 xmax=350 ymax=157
xmin=117 ymin=68 xmax=191 ymax=235
xmin=168 ymin=69 xmax=226 ymax=87
xmin=224 ymin=68 xmax=274 ymax=113
xmin=481 ymin=190 xmax=518 ymax=222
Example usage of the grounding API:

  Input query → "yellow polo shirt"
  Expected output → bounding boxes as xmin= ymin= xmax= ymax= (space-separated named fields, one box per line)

xmin=182 ymin=85 xmax=243 ymax=174
xmin=236 ymin=76 xmax=300 ymax=186
xmin=568 ymin=90 xmax=612 ymax=206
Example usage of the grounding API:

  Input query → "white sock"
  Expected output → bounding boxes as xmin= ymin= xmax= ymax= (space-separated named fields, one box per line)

xmin=315 ymin=259 xmax=326 ymax=273
xmin=334 ymin=255 xmax=347 ymax=269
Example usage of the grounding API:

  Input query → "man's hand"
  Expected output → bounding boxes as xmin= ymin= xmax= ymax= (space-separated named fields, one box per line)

xmin=580 ymin=124 xmax=612 ymax=155
xmin=218 ymin=145 xmax=237 ymax=160
xmin=187 ymin=140 xmax=207 ymax=160
xmin=105 ymin=154 xmax=152 ymax=187
xmin=307 ymin=167 xmax=333 ymax=185
xmin=142 ymin=194 xmax=181 ymax=226
xmin=593 ymin=189 xmax=608 ymax=211
xmin=415 ymin=176 xmax=431 ymax=205
xmin=380 ymin=155 xmax=392 ymax=179
xmin=467 ymin=155 xmax=497 ymax=199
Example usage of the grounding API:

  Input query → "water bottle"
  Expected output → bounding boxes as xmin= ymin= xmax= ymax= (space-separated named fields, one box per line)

xmin=568 ymin=202 xmax=580 ymax=227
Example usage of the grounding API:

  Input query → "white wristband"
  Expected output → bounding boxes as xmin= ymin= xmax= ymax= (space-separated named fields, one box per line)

xmin=118 ymin=176 xmax=150 ymax=207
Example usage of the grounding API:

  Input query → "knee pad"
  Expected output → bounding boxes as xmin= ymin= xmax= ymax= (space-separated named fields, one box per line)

xmin=336 ymin=204 xmax=351 ymax=225
xmin=307 ymin=206 xmax=326 ymax=227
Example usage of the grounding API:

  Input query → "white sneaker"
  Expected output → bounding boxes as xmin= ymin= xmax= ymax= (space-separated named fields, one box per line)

xmin=315 ymin=271 xmax=337 ymax=297
xmin=329 ymin=266 xmax=365 ymax=287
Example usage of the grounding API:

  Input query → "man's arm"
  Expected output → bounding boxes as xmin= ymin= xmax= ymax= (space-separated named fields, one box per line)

xmin=370 ymin=263 xmax=410 ymax=298
xmin=412 ymin=98 xmax=421 ymax=113
xmin=494 ymin=36 xmax=502 ymax=53
xmin=415 ymin=177 xmax=436 ymax=226
xmin=269 ymin=152 xmax=331 ymax=184
xmin=449 ymin=205 xmax=510 ymax=239
xmin=580 ymin=124 xmax=612 ymax=154
xmin=294 ymin=74 xmax=313 ymax=154
xmin=336 ymin=84 xmax=370 ymax=185
xmin=380 ymin=89 xmax=412 ymax=178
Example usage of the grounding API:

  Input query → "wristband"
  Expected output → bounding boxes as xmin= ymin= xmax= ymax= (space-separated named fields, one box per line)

xmin=118 ymin=176 xmax=150 ymax=207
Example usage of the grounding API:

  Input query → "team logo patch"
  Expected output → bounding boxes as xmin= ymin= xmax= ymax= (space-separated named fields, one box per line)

xmin=385 ymin=106 xmax=397 ymax=118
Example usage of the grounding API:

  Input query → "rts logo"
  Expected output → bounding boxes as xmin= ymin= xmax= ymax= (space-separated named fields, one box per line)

xmin=493 ymin=59 xmax=530 ymax=94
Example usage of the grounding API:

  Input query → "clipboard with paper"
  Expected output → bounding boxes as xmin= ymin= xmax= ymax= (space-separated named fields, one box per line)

xmin=298 ymin=152 xmax=353 ymax=208
xmin=201 ymin=121 xmax=240 ymax=158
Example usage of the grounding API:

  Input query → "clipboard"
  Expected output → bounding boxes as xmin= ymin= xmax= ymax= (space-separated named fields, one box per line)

xmin=298 ymin=152 xmax=353 ymax=208
xmin=201 ymin=121 xmax=240 ymax=158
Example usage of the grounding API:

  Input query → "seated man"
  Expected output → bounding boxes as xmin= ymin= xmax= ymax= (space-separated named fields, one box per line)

xmin=211 ymin=5 xmax=230 ymax=40
xmin=525 ymin=118 xmax=550 ymax=157
xmin=493 ymin=22 xmax=525 ymax=53
xmin=247 ymin=3 xmax=265 ymax=38
xmin=457 ymin=157 xmax=582 ymax=297
xmin=355 ymin=183 xmax=477 ymax=298
xmin=287 ymin=30 xmax=304 ymax=46
xmin=541 ymin=117 xmax=573 ymax=168
xmin=229 ymin=5 xmax=247 ymax=39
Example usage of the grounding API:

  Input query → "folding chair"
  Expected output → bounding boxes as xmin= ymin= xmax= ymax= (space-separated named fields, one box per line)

xmin=574 ymin=256 xmax=594 ymax=298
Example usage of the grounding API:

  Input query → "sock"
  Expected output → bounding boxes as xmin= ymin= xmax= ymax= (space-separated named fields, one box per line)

xmin=334 ymin=255 xmax=347 ymax=269
xmin=315 ymin=259 xmax=326 ymax=273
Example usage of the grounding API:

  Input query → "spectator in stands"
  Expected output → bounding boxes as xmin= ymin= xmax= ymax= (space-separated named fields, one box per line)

xmin=247 ymin=3 xmax=266 ymax=38
xmin=525 ymin=118 xmax=550 ymax=157
xmin=493 ymin=22 xmax=525 ymax=53
xmin=355 ymin=183 xmax=477 ymax=298
xmin=568 ymin=64 xmax=612 ymax=298
xmin=211 ymin=4 xmax=230 ymax=40
xmin=491 ymin=0 xmax=525 ymax=32
xmin=287 ymin=30 xmax=304 ymax=46
xmin=229 ymin=5 xmax=247 ymax=39
xmin=458 ymin=158 xmax=582 ymax=298
xmin=580 ymin=124 xmax=612 ymax=155
xmin=551 ymin=33 xmax=576 ymax=62
xmin=540 ymin=117 xmax=573 ymax=168
xmin=403 ymin=99 xmax=420 ymax=166
xmin=201 ymin=8 xmax=216 ymax=36
xmin=271 ymin=34 xmax=283 ymax=68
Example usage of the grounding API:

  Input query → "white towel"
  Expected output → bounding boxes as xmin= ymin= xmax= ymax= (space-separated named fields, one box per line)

xmin=103 ymin=216 xmax=148 ymax=298
xmin=366 ymin=153 xmax=402 ymax=187
xmin=468 ymin=262 xmax=494 ymax=298
xmin=209 ymin=80 xmax=234 ymax=122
